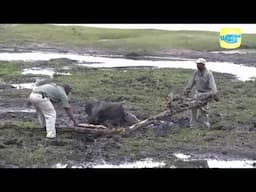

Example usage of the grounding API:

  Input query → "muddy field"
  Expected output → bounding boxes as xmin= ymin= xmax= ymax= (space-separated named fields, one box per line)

xmin=1 ymin=43 xmax=256 ymax=168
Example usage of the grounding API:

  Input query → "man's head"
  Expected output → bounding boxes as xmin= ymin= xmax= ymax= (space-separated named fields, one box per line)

xmin=62 ymin=84 xmax=72 ymax=95
xmin=195 ymin=58 xmax=206 ymax=71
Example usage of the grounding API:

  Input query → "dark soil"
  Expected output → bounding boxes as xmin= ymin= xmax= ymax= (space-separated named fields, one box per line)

xmin=1 ymin=43 xmax=256 ymax=168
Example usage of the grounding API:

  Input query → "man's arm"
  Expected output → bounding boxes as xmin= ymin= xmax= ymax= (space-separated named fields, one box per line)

xmin=64 ymin=107 xmax=78 ymax=126
xmin=184 ymin=71 xmax=196 ymax=95
xmin=208 ymin=71 xmax=217 ymax=95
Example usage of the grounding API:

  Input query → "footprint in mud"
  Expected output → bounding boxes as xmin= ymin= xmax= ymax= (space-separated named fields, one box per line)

xmin=3 ymin=138 xmax=23 ymax=146
xmin=103 ymin=142 xmax=122 ymax=151
xmin=174 ymin=159 xmax=209 ymax=168
xmin=45 ymin=140 xmax=68 ymax=146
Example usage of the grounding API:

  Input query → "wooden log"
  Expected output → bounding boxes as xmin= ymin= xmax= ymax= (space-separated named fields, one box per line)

xmin=57 ymin=123 xmax=123 ymax=135
xmin=57 ymin=126 xmax=123 ymax=135
xmin=76 ymin=123 xmax=107 ymax=129
xmin=127 ymin=93 xmax=218 ymax=133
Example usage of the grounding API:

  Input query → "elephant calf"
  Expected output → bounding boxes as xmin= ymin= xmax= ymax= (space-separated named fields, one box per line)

xmin=85 ymin=100 xmax=139 ymax=127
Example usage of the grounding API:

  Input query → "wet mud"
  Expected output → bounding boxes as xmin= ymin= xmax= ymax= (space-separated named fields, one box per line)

xmin=1 ymin=43 xmax=256 ymax=168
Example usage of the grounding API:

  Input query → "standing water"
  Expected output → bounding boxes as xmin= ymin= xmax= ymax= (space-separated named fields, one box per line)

xmin=0 ymin=52 xmax=256 ymax=81
xmin=174 ymin=153 xmax=256 ymax=168
xmin=54 ymin=158 xmax=166 ymax=168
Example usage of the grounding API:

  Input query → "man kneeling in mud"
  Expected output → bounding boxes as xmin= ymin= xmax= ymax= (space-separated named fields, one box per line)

xmin=85 ymin=100 xmax=139 ymax=127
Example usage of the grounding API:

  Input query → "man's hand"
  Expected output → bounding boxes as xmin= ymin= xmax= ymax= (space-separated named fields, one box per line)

xmin=195 ymin=92 xmax=214 ymax=100
xmin=183 ymin=90 xmax=190 ymax=97
xmin=64 ymin=107 xmax=79 ymax=127
xmin=27 ymin=100 xmax=32 ymax=107
xmin=72 ymin=119 xmax=79 ymax=127
xmin=213 ymin=94 xmax=220 ymax=102
xmin=167 ymin=92 xmax=173 ymax=101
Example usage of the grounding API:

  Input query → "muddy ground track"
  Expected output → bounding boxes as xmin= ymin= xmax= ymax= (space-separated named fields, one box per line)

xmin=1 ymin=44 xmax=256 ymax=167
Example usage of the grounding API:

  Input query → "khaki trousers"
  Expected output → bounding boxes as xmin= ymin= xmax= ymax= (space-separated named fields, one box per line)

xmin=190 ymin=104 xmax=210 ymax=128
xmin=29 ymin=92 xmax=57 ymax=138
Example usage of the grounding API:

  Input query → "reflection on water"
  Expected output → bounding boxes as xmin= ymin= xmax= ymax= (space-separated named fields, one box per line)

xmin=22 ymin=68 xmax=55 ymax=77
xmin=0 ymin=52 xmax=102 ymax=62
xmin=174 ymin=152 xmax=256 ymax=168
xmin=207 ymin=159 xmax=256 ymax=168
xmin=91 ymin=159 xmax=165 ymax=168
xmin=22 ymin=67 xmax=71 ymax=78
xmin=11 ymin=83 xmax=35 ymax=89
xmin=210 ymin=49 xmax=256 ymax=54
xmin=54 ymin=154 xmax=256 ymax=168
xmin=54 ymin=158 xmax=166 ymax=168
xmin=173 ymin=153 xmax=191 ymax=160
xmin=11 ymin=67 xmax=71 ymax=90
xmin=78 ymin=60 xmax=256 ymax=81
xmin=0 ymin=107 xmax=36 ymax=113
xmin=0 ymin=52 xmax=256 ymax=81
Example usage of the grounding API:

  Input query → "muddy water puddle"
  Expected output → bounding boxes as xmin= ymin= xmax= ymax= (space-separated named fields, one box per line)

xmin=1 ymin=52 xmax=256 ymax=81
xmin=2 ymin=51 xmax=256 ymax=168
xmin=52 ymin=153 xmax=256 ymax=168
xmin=0 ymin=107 xmax=36 ymax=113
xmin=54 ymin=158 xmax=166 ymax=168
xmin=22 ymin=67 xmax=71 ymax=78
xmin=173 ymin=153 xmax=256 ymax=168
xmin=11 ymin=83 xmax=36 ymax=89
xmin=10 ymin=67 xmax=71 ymax=90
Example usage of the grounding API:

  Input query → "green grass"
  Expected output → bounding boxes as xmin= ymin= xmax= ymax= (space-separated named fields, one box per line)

xmin=2 ymin=60 xmax=256 ymax=167
xmin=1 ymin=25 xmax=256 ymax=167
xmin=2 ymin=58 xmax=256 ymax=129
xmin=0 ymin=62 xmax=23 ymax=79
xmin=55 ymin=65 xmax=256 ymax=129
xmin=1 ymin=24 xmax=256 ymax=55
xmin=12 ymin=121 xmax=38 ymax=129
xmin=54 ymin=64 xmax=256 ymax=134
xmin=54 ymin=67 xmax=192 ymax=117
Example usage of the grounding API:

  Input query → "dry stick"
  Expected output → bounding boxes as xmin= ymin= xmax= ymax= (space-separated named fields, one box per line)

xmin=77 ymin=123 xmax=107 ymax=129
xmin=127 ymin=93 xmax=218 ymax=133
xmin=57 ymin=123 xmax=123 ymax=135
